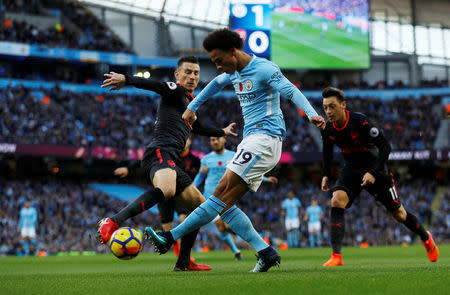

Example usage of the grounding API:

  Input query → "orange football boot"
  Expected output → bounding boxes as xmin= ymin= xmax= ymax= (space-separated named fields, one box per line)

xmin=323 ymin=252 xmax=344 ymax=267
xmin=187 ymin=261 xmax=211 ymax=271
xmin=423 ymin=231 xmax=439 ymax=262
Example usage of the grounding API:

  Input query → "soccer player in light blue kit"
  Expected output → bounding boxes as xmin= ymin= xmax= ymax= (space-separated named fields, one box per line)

xmin=304 ymin=199 xmax=323 ymax=248
xmin=146 ymin=28 xmax=325 ymax=272
xmin=19 ymin=200 xmax=38 ymax=256
xmin=194 ymin=136 xmax=278 ymax=260
xmin=281 ymin=191 xmax=301 ymax=248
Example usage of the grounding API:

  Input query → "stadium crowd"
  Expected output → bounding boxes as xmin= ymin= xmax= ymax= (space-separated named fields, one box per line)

xmin=1 ymin=0 xmax=131 ymax=52
xmin=0 ymin=85 xmax=444 ymax=152
xmin=1 ymin=0 xmax=43 ymax=15
xmin=0 ymin=177 xmax=444 ymax=256
xmin=0 ymin=179 xmax=159 ymax=256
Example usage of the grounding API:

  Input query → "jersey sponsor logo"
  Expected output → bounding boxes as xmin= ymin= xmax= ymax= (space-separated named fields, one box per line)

xmin=244 ymin=80 xmax=253 ymax=91
xmin=236 ymin=92 xmax=256 ymax=100
xmin=339 ymin=145 xmax=367 ymax=153
xmin=369 ymin=127 xmax=379 ymax=137
xmin=166 ymin=82 xmax=177 ymax=90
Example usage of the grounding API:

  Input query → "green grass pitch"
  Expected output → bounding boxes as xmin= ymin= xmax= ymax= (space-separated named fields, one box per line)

xmin=1 ymin=245 xmax=448 ymax=295
xmin=271 ymin=12 xmax=370 ymax=69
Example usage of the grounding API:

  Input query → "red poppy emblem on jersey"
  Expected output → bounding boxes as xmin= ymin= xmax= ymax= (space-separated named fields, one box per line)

xmin=218 ymin=161 xmax=222 ymax=166
xmin=167 ymin=160 xmax=176 ymax=168
xmin=351 ymin=132 xmax=359 ymax=139
xmin=239 ymin=82 xmax=243 ymax=92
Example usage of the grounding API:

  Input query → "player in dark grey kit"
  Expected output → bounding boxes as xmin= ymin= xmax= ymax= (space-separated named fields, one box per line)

xmin=320 ymin=87 xmax=439 ymax=266
xmin=97 ymin=56 xmax=237 ymax=271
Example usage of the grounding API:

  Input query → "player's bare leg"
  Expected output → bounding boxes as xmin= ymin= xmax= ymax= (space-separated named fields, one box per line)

xmin=323 ymin=190 xmax=348 ymax=267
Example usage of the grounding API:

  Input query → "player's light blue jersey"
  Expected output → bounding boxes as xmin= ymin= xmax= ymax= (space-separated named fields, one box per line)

xmin=188 ymin=55 xmax=318 ymax=139
xmin=196 ymin=149 xmax=235 ymax=198
xmin=306 ymin=205 xmax=322 ymax=223
xmin=19 ymin=207 xmax=38 ymax=229
xmin=282 ymin=198 xmax=301 ymax=219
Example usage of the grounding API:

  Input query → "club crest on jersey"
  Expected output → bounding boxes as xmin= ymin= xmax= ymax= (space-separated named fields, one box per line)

xmin=244 ymin=80 xmax=253 ymax=91
xmin=166 ymin=82 xmax=177 ymax=90
xmin=370 ymin=127 xmax=379 ymax=137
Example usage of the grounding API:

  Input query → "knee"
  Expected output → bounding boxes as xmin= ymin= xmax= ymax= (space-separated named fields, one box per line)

xmin=158 ymin=186 xmax=176 ymax=199
xmin=392 ymin=208 xmax=407 ymax=222
xmin=331 ymin=191 xmax=349 ymax=208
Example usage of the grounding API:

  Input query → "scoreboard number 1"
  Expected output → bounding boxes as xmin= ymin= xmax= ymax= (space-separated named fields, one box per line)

xmin=251 ymin=5 xmax=264 ymax=27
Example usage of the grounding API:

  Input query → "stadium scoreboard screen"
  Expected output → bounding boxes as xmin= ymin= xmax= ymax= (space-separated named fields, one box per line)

xmin=230 ymin=0 xmax=370 ymax=69
xmin=230 ymin=0 xmax=272 ymax=59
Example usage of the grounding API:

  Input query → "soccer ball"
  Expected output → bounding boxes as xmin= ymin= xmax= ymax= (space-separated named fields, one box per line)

xmin=108 ymin=227 xmax=143 ymax=260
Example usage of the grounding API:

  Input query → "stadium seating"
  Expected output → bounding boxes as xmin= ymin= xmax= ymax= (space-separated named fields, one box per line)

xmin=1 ymin=0 xmax=131 ymax=52
xmin=0 ymin=85 xmax=445 ymax=152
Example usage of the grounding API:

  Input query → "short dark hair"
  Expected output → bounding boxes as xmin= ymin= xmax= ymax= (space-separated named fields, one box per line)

xmin=177 ymin=56 xmax=199 ymax=69
xmin=203 ymin=28 xmax=244 ymax=52
xmin=322 ymin=87 xmax=345 ymax=102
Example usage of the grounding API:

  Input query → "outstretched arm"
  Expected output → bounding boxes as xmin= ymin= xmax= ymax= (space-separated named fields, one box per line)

xmin=192 ymin=121 xmax=237 ymax=137
xmin=266 ymin=68 xmax=325 ymax=129
xmin=102 ymin=72 xmax=176 ymax=95
xmin=183 ymin=74 xmax=231 ymax=128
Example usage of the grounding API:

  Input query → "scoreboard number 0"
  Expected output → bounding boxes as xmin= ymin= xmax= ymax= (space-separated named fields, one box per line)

xmin=248 ymin=31 xmax=269 ymax=53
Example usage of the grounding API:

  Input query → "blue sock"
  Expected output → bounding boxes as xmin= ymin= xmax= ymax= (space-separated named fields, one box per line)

xmin=219 ymin=232 xmax=240 ymax=254
xmin=287 ymin=231 xmax=292 ymax=248
xmin=294 ymin=230 xmax=299 ymax=247
xmin=316 ymin=233 xmax=322 ymax=247
xmin=310 ymin=234 xmax=315 ymax=248
xmin=171 ymin=196 xmax=225 ymax=240
xmin=23 ymin=240 xmax=30 ymax=255
xmin=221 ymin=205 xmax=269 ymax=252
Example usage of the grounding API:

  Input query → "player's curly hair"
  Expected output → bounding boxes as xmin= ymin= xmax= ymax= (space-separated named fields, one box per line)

xmin=322 ymin=87 xmax=345 ymax=102
xmin=203 ymin=28 xmax=244 ymax=52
